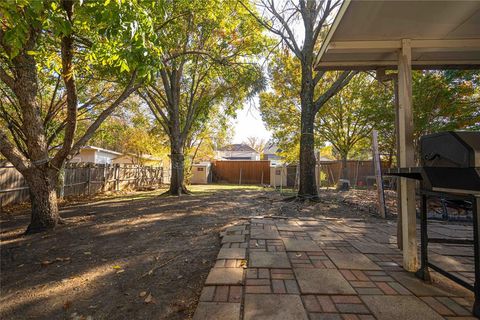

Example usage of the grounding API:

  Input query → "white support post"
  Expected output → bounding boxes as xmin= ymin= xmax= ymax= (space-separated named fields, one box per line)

xmin=398 ymin=39 xmax=418 ymax=272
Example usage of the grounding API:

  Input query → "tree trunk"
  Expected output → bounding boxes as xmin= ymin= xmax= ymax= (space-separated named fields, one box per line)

xmin=24 ymin=167 xmax=60 ymax=234
xmin=298 ymin=63 xmax=318 ymax=198
xmin=341 ymin=155 xmax=349 ymax=180
xmin=168 ymin=151 xmax=189 ymax=195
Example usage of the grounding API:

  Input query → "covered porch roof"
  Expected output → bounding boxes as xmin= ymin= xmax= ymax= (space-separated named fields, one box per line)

xmin=316 ymin=0 xmax=480 ymax=70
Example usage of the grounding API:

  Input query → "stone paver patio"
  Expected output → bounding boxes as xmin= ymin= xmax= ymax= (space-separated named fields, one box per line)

xmin=194 ymin=216 xmax=476 ymax=319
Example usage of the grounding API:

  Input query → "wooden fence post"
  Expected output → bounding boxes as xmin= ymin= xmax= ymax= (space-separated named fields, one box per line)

xmin=86 ymin=164 xmax=91 ymax=195
xmin=239 ymin=168 xmax=242 ymax=185
xmin=102 ymin=164 xmax=107 ymax=192
xmin=115 ymin=164 xmax=120 ymax=191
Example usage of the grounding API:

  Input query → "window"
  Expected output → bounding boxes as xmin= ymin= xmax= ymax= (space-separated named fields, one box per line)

xmin=197 ymin=167 xmax=204 ymax=171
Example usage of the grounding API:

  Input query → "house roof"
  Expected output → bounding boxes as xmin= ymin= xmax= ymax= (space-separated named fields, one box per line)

xmin=120 ymin=153 xmax=163 ymax=161
xmin=315 ymin=0 xmax=480 ymax=70
xmin=81 ymin=146 xmax=123 ymax=156
xmin=263 ymin=141 xmax=280 ymax=155
xmin=218 ymin=144 xmax=258 ymax=153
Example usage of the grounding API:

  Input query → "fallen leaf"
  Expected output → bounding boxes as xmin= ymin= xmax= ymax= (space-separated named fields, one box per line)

xmin=112 ymin=265 xmax=122 ymax=269
xmin=116 ymin=269 xmax=125 ymax=274
xmin=139 ymin=291 xmax=147 ymax=297
xmin=144 ymin=293 xmax=153 ymax=303
xmin=240 ymin=260 xmax=247 ymax=268
xmin=83 ymin=252 xmax=91 ymax=255
xmin=41 ymin=260 xmax=51 ymax=267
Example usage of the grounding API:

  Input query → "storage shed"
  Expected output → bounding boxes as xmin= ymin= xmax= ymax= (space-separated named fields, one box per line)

xmin=190 ymin=163 xmax=212 ymax=184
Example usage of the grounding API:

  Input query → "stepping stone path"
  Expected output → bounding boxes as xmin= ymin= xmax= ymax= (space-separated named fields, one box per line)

xmin=193 ymin=217 xmax=476 ymax=320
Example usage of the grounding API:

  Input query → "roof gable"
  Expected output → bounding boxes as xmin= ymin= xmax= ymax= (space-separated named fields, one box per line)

xmin=218 ymin=144 xmax=258 ymax=153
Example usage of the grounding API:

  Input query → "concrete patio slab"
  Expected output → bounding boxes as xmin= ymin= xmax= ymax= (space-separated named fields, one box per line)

xmin=389 ymin=272 xmax=454 ymax=296
xmin=193 ymin=302 xmax=241 ymax=320
xmin=244 ymin=294 xmax=308 ymax=320
xmin=350 ymin=242 xmax=396 ymax=254
xmin=205 ymin=268 xmax=244 ymax=285
xmin=217 ymin=248 xmax=246 ymax=260
xmin=283 ymin=239 xmax=323 ymax=252
xmin=294 ymin=268 xmax=356 ymax=294
xmin=250 ymin=252 xmax=291 ymax=268
xmin=250 ymin=229 xmax=281 ymax=240
xmin=361 ymin=295 xmax=444 ymax=320
xmin=275 ymin=224 xmax=303 ymax=232
xmin=326 ymin=252 xmax=381 ymax=270
xmin=308 ymin=230 xmax=343 ymax=241
xmin=224 ymin=225 xmax=246 ymax=232
xmin=221 ymin=234 xmax=245 ymax=243
xmin=195 ymin=216 xmax=475 ymax=320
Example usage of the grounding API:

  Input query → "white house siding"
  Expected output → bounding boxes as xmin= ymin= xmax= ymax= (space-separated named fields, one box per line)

xmin=94 ymin=150 xmax=117 ymax=164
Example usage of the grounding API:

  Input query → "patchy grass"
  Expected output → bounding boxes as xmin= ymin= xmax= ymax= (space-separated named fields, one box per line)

xmin=188 ymin=184 xmax=268 ymax=195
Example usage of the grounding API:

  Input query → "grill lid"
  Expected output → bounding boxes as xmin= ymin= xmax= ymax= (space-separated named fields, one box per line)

xmin=421 ymin=131 xmax=480 ymax=168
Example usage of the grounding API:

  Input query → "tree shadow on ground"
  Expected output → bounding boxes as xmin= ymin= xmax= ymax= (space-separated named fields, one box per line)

xmin=0 ymin=187 xmax=272 ymax=320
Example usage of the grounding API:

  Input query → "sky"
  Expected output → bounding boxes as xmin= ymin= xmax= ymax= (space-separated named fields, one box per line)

xmin=232 ymin=1 xmax=340 ymax=145
xmin=232 ymin=98 xmax=272 ymax=143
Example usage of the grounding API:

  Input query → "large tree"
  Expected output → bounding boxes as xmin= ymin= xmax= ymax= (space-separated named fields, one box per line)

xmin=140 ymin=0 xmax=266 ymax=195
xmin=244 ymin=0 xmax=356 ymax=198
xmin=365 ymin=70 xmax=480 ymax=166
xmin=316 ymin=74 xmax=390 ymax=180
xmin=0 ymin=0 xmax=157 ymax=233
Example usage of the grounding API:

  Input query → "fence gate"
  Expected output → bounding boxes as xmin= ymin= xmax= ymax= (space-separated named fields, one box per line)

xmin=212 ymin=160 xmax=270 ymax=185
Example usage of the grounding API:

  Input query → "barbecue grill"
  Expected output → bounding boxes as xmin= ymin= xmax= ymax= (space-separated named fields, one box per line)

xmin=387 ymin=131 xmax=480 ymax=316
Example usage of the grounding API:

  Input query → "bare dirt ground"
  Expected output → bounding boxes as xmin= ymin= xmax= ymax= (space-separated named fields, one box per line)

xmin=0 ymin=185 xmax=394 ymax=320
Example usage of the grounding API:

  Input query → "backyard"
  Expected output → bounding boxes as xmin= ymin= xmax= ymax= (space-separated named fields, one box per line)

xmin=0 ymin=0 xmax=478 ymax=319
xmin=0 ymin=185 xmax=400 ymax=319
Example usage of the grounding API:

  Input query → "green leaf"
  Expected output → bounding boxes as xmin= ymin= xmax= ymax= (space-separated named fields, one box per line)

xmin=120 ymin=60 xmax=130 ymax=73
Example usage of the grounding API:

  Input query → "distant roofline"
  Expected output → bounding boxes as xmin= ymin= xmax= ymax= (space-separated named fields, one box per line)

xmin=80 ymin=145 xmax=123 ymax=156
xmin=217 ymin=143 xmax=259 ymax=153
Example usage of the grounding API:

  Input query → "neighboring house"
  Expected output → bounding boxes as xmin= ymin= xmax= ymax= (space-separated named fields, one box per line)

xmin=70 ymin=146 xmax=123 ymax=164
xmin=70 ymin=146 xmax=164 ymax=166
xmin=113 ymin=153 xmax=163 ymax=166
xmin=216 ymin=144 xmax=260 ymax=160
xmin=262 ymin=141 xmax=282 ymax=163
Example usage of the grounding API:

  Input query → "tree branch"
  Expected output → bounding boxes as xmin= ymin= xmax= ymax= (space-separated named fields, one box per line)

xmin=0 ymin=128 xmax=31 ymax=172
xmin=313 ymin=71 xmax=357 ymax=114
xmin=62 ymin=70 xmax=139 ymax=166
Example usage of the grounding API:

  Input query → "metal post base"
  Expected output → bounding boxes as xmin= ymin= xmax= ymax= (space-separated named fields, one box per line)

xmin=473 ymin=299 xmax=480 ymax=318
xmin=415 ymin=268 xmax=431 ymax=282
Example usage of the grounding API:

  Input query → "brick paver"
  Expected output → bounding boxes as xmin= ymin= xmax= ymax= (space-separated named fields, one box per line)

xmin=193 ymin=217 xmax=476 ymax=319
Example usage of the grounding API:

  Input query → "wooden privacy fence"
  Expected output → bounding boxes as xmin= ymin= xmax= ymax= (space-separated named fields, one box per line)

xmin=0 ymin=162 xmax=166 ymax=207
xmin=212 ymin=160 xmax=270 ymax=185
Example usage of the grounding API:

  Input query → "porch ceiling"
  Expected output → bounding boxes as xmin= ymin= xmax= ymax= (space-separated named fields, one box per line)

xmin=315 ymin=0 xmax=480 ymax=70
